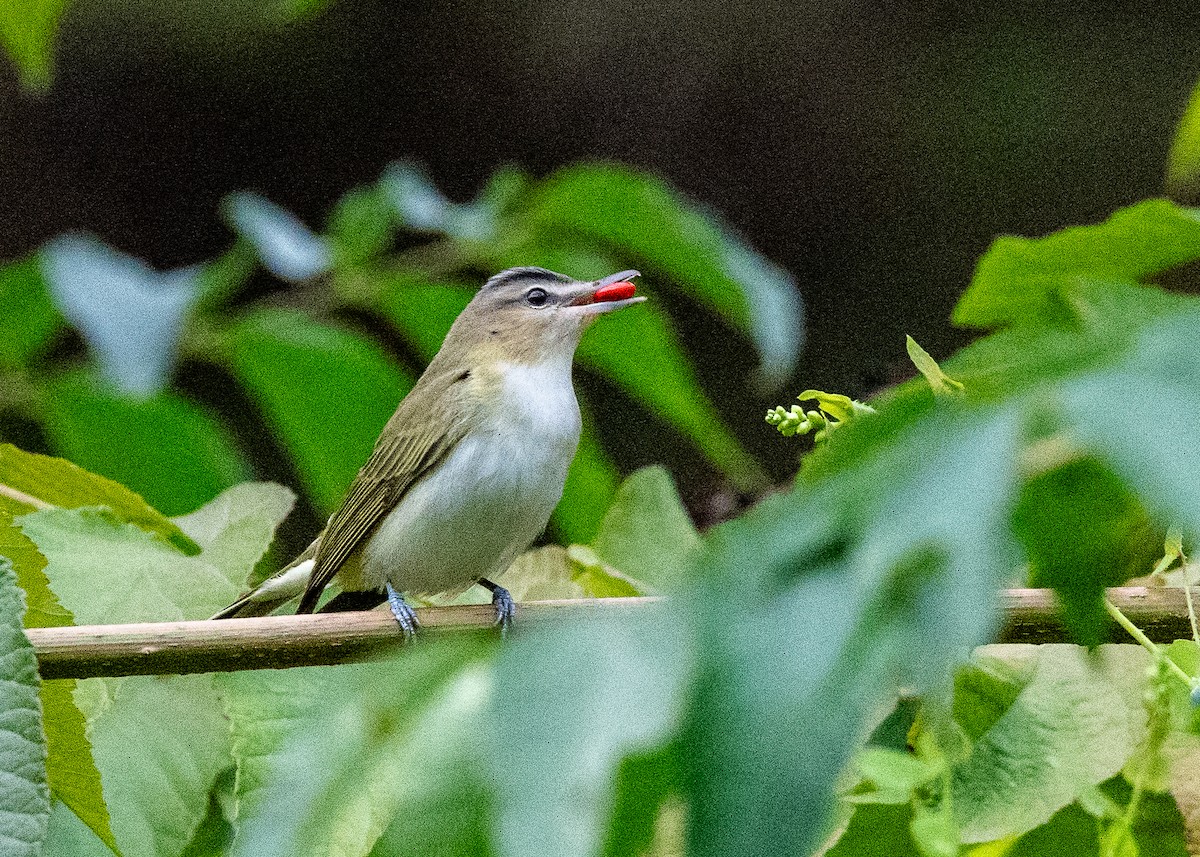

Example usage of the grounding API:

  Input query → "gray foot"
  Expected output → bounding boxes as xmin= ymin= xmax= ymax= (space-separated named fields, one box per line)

xmin=478 ymin=578 xmax=515 ymax=636
xmin=385 ymin=583 xmax=419 ymax=640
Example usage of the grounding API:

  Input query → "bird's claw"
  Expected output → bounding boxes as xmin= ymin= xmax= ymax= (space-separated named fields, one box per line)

xmin=489 ymin=584 xmax=515 ymax=637
xmin=385 ymin=583 xmax=419 ymax=641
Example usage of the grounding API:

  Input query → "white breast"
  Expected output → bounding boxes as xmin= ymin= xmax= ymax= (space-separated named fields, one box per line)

xmin=362 ymin=360 xmax=582 ymax=596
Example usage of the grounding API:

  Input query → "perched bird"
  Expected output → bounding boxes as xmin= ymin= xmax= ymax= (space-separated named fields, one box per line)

xmin=213 ymin=267 xmax=644 ymax=633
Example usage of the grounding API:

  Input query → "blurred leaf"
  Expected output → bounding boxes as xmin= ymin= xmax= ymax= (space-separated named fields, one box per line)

xmin=193 ymin=241 xmax=258 ymax=313
xmin=577 ymin=301 xmax=767 ymax=490
xmin=270 ymin=0 xmax=332 ymax=22
xmin=380 ymin=161 xmax=505 ymax=241
xmin=1167 ymin=77 xmax=1200 ymax=201
xmin=0 ymin=443 xmax=199 ymax=554
xmin=488 ymin=609 xmax=691 ymax=857
xmin=1012 ymin=459 xmax=1161 ymax=646
xmin=522 ymin=163 xmax=803 ymax=385
xmin=221 ymin=309 xmax=413 ymax=513
xmin=952 ymin=200 xmax=1200 ymax=330
xmin=826 ymin=803 xmax=922 ymax=857
xmin=223 ymin=642 xmax=492 ymax=857
xmin=951 ymin=647 xmax=1140 ymax=843
xmin=19 ymin=506 xmax=238 ymax=623
xmin=684 ymin=404 xmax=1022 ymax=857
xmin=1008 ymin=784 xmax=1188 ymax=857
xmin=906 ymin=335 xmax=964 ymax=397
xmin=374 ymin=278 xmax=468 ymax=359
xmin=224 ymin=192 xmax=332 ymax=282
xmin=0 ymin=255 xmax=62 ymax=369
xmin=555 ymin=406 xmax=622 ymax=544
xmin=85 ymin=674 xmax=230 ymax=857
xmin=40 ymin=370 xmax=247 ymax=516
xmin=0 ymin=514 xmax=116 ymax=853
xmin=41 ymin=233 xmax=199 ymax=396
xmin=327 ymin=185 xmax=398 ymax=267
xmin=0 ymin=557 xmax=51 ymax=857
xmin=590 ymin=465 xmax=701 ymax=592
xmin=493 ymin=544 xmax=646 ymax=601
xmin=0 ymin=0 xmax=66 ymax=89
xmin=601 ymin=748 xmax=682 ymax=857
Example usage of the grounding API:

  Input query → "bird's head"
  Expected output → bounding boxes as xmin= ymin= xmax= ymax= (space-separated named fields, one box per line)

xmin=444 ymin=267 xmax=645 ymax=367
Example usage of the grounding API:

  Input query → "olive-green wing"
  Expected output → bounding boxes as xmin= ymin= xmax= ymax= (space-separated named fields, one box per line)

xmin=296 ymin=372 xmax=471 ymax=613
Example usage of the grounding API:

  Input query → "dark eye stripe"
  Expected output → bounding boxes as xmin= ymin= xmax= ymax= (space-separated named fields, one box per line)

xmin=525 ymin=287 xmax=549 ymax=306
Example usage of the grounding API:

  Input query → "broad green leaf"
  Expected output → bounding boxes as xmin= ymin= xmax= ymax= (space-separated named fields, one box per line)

xmin=590 ymin=465 xmax=700 ymax=592
xmin=1012 ymin=458 xmax=1161 ymax=646
xmin=40 ymin=371 xmax=247 ymax=516
xmin=600 ymin=748 xmax=682 ymax=857
xmin=326 ymin=185 xmax=397 ymax=267
xmin=224 ymin=192 xmax=332 ymax=282
xmin=684 ymin=404 xmax=1022 ymax=857
xmin=554 ymin=410 xmax=622 ymax=544
xmin=374 ymin=278 xmax=468 ymax=359
xmin=1167 ymin=77 xmax=1200 ymax=201
xmin=224 ymin=642 xmax=491 ymax=857
xmin=171 ymin=481 xmax=295 ymax=587
xmin=0 ymin=256 xmax=62 ymax=369
xmin=522 ymin=163 xmax=803 ymax=385
xmin=953 ymin=200 xmax=1200 ymax=329
xmin=0 ymin=0 xmax=66 ymax=89
xmin=221 ymin=310 xmax=413 ymax=513
xmin=0 ymin=514 xmax=116 ymax=853
xmin=42 ymin=802 xmax=120 ymax=857
xmin=41 ymin=234 xmax=199 ymax=396
xmin=826 ymin=803 xmax=922 ymax=857
xmin=488 ymin=608 xmax=690 ymax=857
xmin=86 ymin=674 xmax=230 ymax=857
xmin=951 ymin=646 xmax=1140 ymax=843
xmin=0 ymin=558 xmax=50 ymax=857
xmin=19 ymin=507 xmax=240 ymax=624
xmin=491 ymin=544 xmax=647 ymax=601
xmin=0 ymin=443 xmax=198 ymax=554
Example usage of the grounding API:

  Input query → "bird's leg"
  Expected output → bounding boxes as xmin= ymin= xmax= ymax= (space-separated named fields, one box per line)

xmin=477 ymin=578 xmax=515 ymax=635
xmin=385 ymin=583 xmax=419 ymax=641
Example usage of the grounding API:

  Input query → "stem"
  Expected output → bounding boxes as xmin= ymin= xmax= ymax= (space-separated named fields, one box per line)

xmin=1104 ymin=598 xmax=1193 ymax=687
xmin=0 ymin=483 xmax=53 ymax=511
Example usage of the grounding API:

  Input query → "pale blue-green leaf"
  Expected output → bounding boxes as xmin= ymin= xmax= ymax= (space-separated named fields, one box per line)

xmin=489 ymin=608 xmax=690 ymax=857
xmin=224 ymin=192 xmax=332 ymax=282
xmin=0 ymin=0 xmax=66 ymax=89
xmin=0 ymin=558 xmax=50 ymax=857
xmin=41 ymin=801 xmax=118 ymax=857
xmin=380 ymin=162 xmax=451 ymax=232
xmin=171 ymin=482 xmax=294 ymax=586
xmin=40 ymin=234 xmax=199 ymax=396
xmin=18 ymin=507 xmax=241 ymax=624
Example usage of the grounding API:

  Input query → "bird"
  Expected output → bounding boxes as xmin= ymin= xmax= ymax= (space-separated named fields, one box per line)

xmin=212 ymin=266 xmax=644 ymax=634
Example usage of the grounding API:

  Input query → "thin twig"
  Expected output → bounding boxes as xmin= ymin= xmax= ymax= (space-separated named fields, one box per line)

xmin=0 ymin=483 xmax=53 ymax=511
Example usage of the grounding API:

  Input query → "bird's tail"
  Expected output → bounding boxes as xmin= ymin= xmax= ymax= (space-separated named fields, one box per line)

xmin=210 ymin=539 xmax=318 ymax=620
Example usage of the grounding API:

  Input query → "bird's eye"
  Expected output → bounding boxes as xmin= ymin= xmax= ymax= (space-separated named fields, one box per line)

xmin=525 ymin=287 xmax=549 ymax=307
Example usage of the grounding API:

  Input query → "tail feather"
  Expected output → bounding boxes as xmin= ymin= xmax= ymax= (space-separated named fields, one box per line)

xmin=211 ymin=539 xmax=319 ymax=620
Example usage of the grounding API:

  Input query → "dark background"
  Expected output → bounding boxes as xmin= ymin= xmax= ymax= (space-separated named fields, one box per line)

xmin=2 ymin=0 xmax=1197 ymax=496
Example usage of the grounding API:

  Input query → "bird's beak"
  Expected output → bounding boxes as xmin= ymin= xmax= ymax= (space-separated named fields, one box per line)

xmin=567 ymin=270 xmax=646 ymax=315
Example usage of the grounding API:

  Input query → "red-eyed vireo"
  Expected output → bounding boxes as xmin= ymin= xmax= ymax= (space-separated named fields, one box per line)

xmin=213 ymin=267 xmax=644 ymax=633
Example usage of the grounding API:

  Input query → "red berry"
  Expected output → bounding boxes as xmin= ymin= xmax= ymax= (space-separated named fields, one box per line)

xmin=594 ymin=282 xmax=637 ymax=302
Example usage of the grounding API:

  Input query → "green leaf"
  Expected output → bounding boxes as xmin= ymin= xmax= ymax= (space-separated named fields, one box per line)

xmin=522 ymin=163 xmax=803 ymax=385
xmin=488 ymin=608 xmax=691 ymax=857
xmin=224 ymin=642 xmax=492 ymax=857
xmin=40 ymin=371 xmax=248 ymax=516
xmin=1167 ymin=77 xmax=1200 ymax=201
xmin=554 ymin=408 xmax=621 ymax=544
xmin=221 ymin=310 xmax=414 ymax=514
xmin=492 ymin=545 xmax=647 ymax=601
xmin=1012 ymin=458 xmax=1161 ymax=646
xmin=826 ymin=803 xmax=922 ymax=857
xmin=0 ymin=0 xmax=66 ymax=89
xmin=951 ymin=646 xmax=1141 ymax=843
xmin=0 ymin=443 xmax=199 ymax=554
xmin=590 ymin=465 xmax=701 ymax=592
xmin=19 ymin=506 xmax=242 ymax=624
xmin=576 ymin=300 xmax=767 ymax=490
xmin=683 ymin=404 xmax=1022 ymax=857
xmin=0 ymin=557 xmax=50 ymax=857
xmin=42 ymin=802 xmax=120 ymax=857
xmin=170 ymin=481 xmax=295 ymax=587
xmin=952 ymin=200 xmax=1200 ymax=329
xmin=85 ymin=674 xmax=231 ymax=857
xmin=0 ymin=514 xmax=117 ymax=853
xmin=0 ymin=256 xmax=62 ymax=369
xmin=326 ymin=185 xmax=398 ymax=267
xmin=906 ymin=336 xmax=964 ymax=397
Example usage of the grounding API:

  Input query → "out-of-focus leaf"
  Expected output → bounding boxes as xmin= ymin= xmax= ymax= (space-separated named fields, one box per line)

xmin=906 ymin=335 xmax=964 ymax=397
xmin=684 ymin=404 xmax=1022 ymax=857
xmin=590 ymin=465 xmax=700 ymax=592
xmin=0 ymin=256 xmax=62 ymax=369
xmin=1012 ymin=459 xmax=1161 ymax=646
xmin=522 ymin=163 xmax=803 ymax=385
xmin=41 ymin=233 xmax=199 ymax=396
xmin=0 ymin=0 xmax=66 ymax=89
xmin=1167 ymin=78 xmax=1200 ymax=202
xmin=826 ymin=803 xmax=922 ymax=857
xmin=951 ymin=646 xmax=1140 ymax=843
xmin=85 ymin=674 xmax=230 ymax=857
xmin=224 ymin=642 xmax=492 ymax=857
xmin=1008 ymin=784 xmax=1188 ymax=857
xmin=0 ymin=557 xmax=50 ymax=857
xmin=193 ymin=241 xmax=257 ymax=312
xmin=221 ymin=310 xmax=413 ymax=513
xmin=0 ymin=443 xmax=198 ymax=554
xmin=373 ymin=278 xmax=468 ymax=359
xmin=380 ymin=162 xmax=505 ymax=242
xmin=20 ymin=506 xmax=238 ymax=623
xmin=952 ymin=200 xmax=1200 ymax=330
xmin=0 ymin=514 xmax=116 ymax=853
xmin=555 ymin=398 xmax=621 ymax=544
xmin=488 ymin=608 xmax=690 ymax=857
xmin=492 ymin=544 xmax=647 ymax=601
xmin=224 ymin=192 xmax=332 ymax=282
xmin=577 ymin=301 xmax=767 ymax=490
xmin=327 ymin=185 xmax=397 ymax=267
xmin=40 ymin=370 xmax=247 ymax=516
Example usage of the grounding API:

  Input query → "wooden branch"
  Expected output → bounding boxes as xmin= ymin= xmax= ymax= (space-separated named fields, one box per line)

xmin=22 ymin=587 xmax=1200 ymax=680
